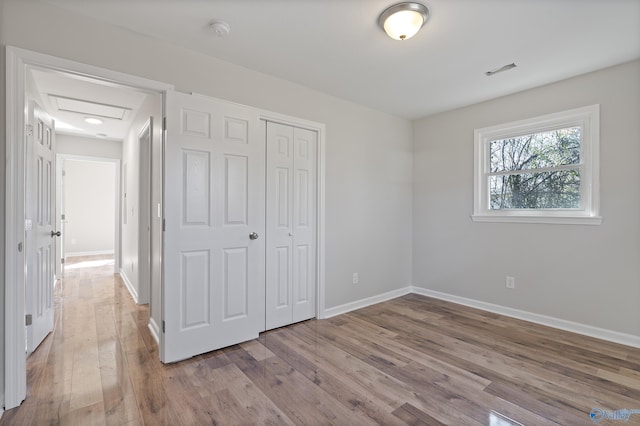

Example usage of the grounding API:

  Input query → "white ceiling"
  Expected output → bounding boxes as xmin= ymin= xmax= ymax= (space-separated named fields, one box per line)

xmin=30 ymin=68 xmax=149 ymax=140
xmin=43 ymin=0 xmax=640 ymax=119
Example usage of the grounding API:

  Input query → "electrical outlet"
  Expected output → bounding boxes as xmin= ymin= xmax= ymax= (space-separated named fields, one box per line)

xmin=506 ymin=276 xmax=515 ymax=289
xmin=352 ymin=273 xmax=359 ymax=284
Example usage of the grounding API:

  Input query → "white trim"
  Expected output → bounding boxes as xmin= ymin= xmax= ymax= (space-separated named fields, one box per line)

xmin=323 ymin=286 xmax=413 ymax=319
xmin=471 ymin=215 xmax=602 ymax=225
xmin=65 ymin=250 xmax=115 ymax=257
xmin=473 ymin=104 xmax=600 ymax=224
xmin=259 ymin=111 xmax=327 ymax=321
xmin=5 ymin=45 xmax=28 ymax=411
xmin=9 ymin=46 xmax=173 ymax=93
xmin=58 ymin=154 xmax=121 ymax=163
xmin=411 ymin=287 xmax=640 ymax=349
xmin=5 ymin=46 xmax=173 ymax=410
xmin=119 ymin=269 xmax=140 ymax=304
xmin=319 ymin=285 xmax=640 ymax=348
xmin=148 ymin=318 xmax=160 ymax=345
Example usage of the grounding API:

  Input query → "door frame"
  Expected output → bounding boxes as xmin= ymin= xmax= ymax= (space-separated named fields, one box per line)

xmin=4 ymin=46 xmax=172 ymax=410
xmin=56 ymin=154 xmax=122 ymax=273
xmin=259 ymin=112 xmax=327 ymax=321
xmin=137 ymin=118 xmax=152 ymax=304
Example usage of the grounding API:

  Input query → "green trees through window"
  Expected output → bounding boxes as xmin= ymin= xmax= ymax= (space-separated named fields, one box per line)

xmin=488 ymin=127 xmax=582 ymax=209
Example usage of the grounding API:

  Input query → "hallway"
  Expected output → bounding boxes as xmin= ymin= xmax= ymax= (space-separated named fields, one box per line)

xmin=1 ymin=256 xmax=153 ymax=424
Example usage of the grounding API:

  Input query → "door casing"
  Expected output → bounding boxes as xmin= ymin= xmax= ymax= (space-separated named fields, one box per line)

xmin=4 ymin=46 xmax=172 ymax=410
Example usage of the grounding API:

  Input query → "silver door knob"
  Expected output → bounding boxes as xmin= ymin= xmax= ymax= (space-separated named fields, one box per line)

xmin=288 ymin=232 xmax=293 ymax=237
xmin=249 ymin=232 xmax=259 ymax=240
xmin=51 ymin=230 xmax=61 ymax=238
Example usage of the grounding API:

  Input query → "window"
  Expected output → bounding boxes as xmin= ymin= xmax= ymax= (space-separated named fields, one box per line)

xmin=473 ymin=105 xmax=600 ymax=224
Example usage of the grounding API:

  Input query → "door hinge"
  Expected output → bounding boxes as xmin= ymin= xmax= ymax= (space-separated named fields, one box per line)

xmin=162 ymin=219 xmax=166 ymax=232
xmin=61 ymin=213 xmax=66 ymax=220
xmin=26 ymin=124 xmax=34 ymax=138
xmin=162 ymin=320 xmax=166 ymax=333
xmin=61 ymin=258 xmax=65 ymax=264
xmin=25 ymin=314 xmax=32 ymax=326
xmin=163 ymin=117 xmax=167 ymax=131
xmin=18 ymin=242 xmax=23 ymax=252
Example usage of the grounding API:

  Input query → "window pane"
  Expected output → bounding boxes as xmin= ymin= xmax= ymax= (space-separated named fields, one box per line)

xmin=490 ymin=169 xmax=580 ymax=209
xmin=490 ymin=127 xmax=581 ymax=173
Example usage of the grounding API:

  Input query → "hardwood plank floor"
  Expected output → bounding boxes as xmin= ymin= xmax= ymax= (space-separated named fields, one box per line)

xmin=2 ymin=255 xmax=639 ymax=425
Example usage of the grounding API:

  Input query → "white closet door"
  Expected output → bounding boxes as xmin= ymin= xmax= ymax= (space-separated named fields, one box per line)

xmin=162 ymin=91 xmax=265 ymax=363
xmin=291 ymin=126 xmax=317 ymax=323
xmin=265 ymin=122 xmax=316 ymax=330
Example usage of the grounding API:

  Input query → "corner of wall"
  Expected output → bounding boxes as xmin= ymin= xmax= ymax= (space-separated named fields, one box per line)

xmin=118 ymin=269 xmax=139 ymax=304
xmin=148 ymin=318 xmax=160 ymax=345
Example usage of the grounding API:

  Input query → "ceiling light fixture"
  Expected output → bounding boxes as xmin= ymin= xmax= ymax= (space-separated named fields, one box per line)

xmin=378 ymin=2 xmax=429 ymax=41
xmin=84 ymin=117 xmax=103 ymax=125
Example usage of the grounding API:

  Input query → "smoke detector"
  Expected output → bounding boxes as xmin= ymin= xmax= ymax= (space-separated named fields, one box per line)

xmin=209 ymin=20 xmax=230 ymax=38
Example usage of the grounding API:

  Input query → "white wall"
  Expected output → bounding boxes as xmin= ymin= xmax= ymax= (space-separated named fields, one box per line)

xmin=120 ymin=94 xmax=162 ymax=305
xmin=62 ymin=159 xmax=116 ymax=256
xmin=57 ymin=133 xmax=122 ymax=159
xmin=413 ymin=60 xmax=640 ymax=337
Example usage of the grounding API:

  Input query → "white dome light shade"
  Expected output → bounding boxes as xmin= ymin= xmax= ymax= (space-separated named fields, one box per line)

xmin=379 ymin=2 xmax=429 ymax=41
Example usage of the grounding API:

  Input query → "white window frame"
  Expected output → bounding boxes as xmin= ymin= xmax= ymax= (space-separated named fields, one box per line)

xmin=472 ymin=105 xmax=601 ymax=225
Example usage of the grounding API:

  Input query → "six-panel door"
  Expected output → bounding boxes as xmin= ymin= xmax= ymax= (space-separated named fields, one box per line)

xmin=26 ymin=101 xmax=56 ymax=354
xmin=163 ymin=91 xmax=265 ymax=363
xmin=265 ymin=121 xmax=317 ymax=330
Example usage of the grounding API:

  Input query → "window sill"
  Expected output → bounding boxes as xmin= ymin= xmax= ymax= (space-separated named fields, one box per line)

xmin=471 ymin=214 xmax=602 ymax=225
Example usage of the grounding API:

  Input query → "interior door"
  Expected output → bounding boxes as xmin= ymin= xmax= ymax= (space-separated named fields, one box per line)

xmin=162 ymin=91 xmax=265 ymax=363
xmin=265 ymin=122 xmax=317 ymax=330
xmin=26 ymin=101 xmax=56 ymax=354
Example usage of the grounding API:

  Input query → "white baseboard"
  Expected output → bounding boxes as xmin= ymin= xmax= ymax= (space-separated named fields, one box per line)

xmin=119 ymin=269 xmax=139 ymax=304
xmin=412 ymin=286 xmax=640 ymax=349
xmin=323 ymin=286 xmax=412 ymax=318
xmin=148 ymin=318 xmax=160 ymax=345
xmin=65 ymin=250 xmax=114 ymax=257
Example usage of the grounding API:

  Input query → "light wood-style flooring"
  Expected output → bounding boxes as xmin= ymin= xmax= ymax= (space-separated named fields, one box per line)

xmin=2 ymin=255 xmax=640 ymax=425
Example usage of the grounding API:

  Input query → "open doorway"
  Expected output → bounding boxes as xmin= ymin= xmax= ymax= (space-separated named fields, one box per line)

xmin=56 ymin=154 xmax=120 ymax=276
xmin=5 ymin=46 xmax=171 ymax=410
xmin=26 ymin=66 xmax=163 ymax=307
